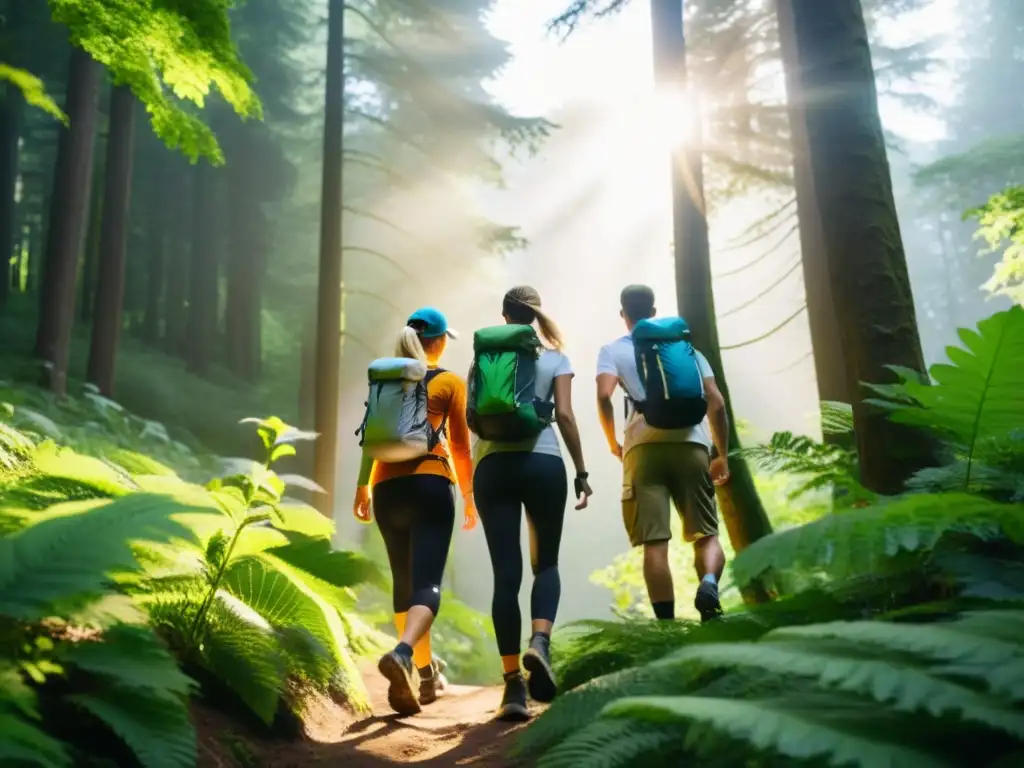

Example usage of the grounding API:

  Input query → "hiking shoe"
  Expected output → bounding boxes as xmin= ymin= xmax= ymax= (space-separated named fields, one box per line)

xmin=522 ymin=634 xmax=557 ymax=703
xmin=378 ymin=650 xmax=421 ymax=716
xmin=419 ymin=657 xmax=448 ymax=705
xmin=497 ymin=672 xmax=530 ymax=722
xmin=694 ymin=580 xmax=723 ymax=623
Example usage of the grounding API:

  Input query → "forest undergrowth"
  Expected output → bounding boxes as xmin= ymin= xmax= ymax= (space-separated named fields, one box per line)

xmin=515 ymin=305 xmax=1024 ymax=768
xmin=1 ymin=305 xmax=1021 ymax=768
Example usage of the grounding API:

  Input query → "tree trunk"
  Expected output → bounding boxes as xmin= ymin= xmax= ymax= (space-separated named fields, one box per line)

xmin=34 ymin=48 xmax=102 ymax=396
xmin=186 ymin=161 xmax=219 ymax=375
xmin=142 ymin=156 xmax=165 ymax=343
xmin=86 ymin=86 xmax=136 ymax=397
xmin=786 ymin=0 xmax=938 ymax=494
xmin=650 ymin=0 xmax=773 ymax=553
xmin=163 ymin=158 xmax=190 ymax=355
xmin=79 ymin=155 xmax=104 ymax=323
xmin=775 ymin=0 xmax=853 ymax=426
xmin=0 ymin=87 xmax=24 ymax=306
xmin=224 ymin=172 xmax=249 ymax=377
xmin=312 ymin=0 xmax=346 ymax=517
xmin=241 ymin=205 xmax=267 ymax=381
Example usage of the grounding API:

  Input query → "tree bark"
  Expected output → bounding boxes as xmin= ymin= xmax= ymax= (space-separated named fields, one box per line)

xmin=650 ymin=0 xmax=773 ymax=553
xmin=163 ymin=157 xmax=190 ymax=355
xmin=79 ymin=154 xmax=105 ymax=323
xmin=312 ymin=0 xmax=346 ymax=517
xmin=186 ymin=161 xmax=219 ymax=375
xmin=224 ymin=170 xmax=252 ymax=377
xmin=86 ymin=85 xmax=136 ymax=397
xmin=142 ymin=156 xmax=165 ymax=343
xmin=34 ymin=48 xmax=102 ymax=396
xmin=0 ymin=87 xmax=24 ymax=306
xmin=786 ymin=0 xmax=938 ymax=494
xmin=775 ymin=0 xmax=853 ymax=425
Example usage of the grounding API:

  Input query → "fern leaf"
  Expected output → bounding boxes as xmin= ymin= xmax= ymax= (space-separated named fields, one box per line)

xmin=821 ymin=400 xmax=855 ymax=435
xmin=731 ymin=493 xmax=1022 ymax=590
xmin=602 ymin=695 xmax=947 ymax=767
xmin=221 ymin=553 xmax=370 ymax=710
xmin=654 ymin=640 xmax=1024 ymax=737
xmin=266 ymin=535 xmax=383 ymax=591
xmin=0 ymin=494 xmax=204 ymax=620
xmin=537 ymin=718 xmax=682 ymax=768
xmin=104 ymin=449 xmax=178 ymax=478
xmin=70 ymin=685 xmax=196 ymax=768
xmin=768 ymin=617 xmax=1024 ymax=701
xmin=199 ymin=596 xmax=287 ymax=724
xmin=866 ymin=306 xmax=1024 ymax=493
xmin=514 ymin=665 xmax=689 ymax=758
xmin=0 ymin=422 xmax=34 ymax=473
xmin=0 ymin=711 xmax=71 ymax=767
xmin=60 ymin=624 xmax=196 ymax=699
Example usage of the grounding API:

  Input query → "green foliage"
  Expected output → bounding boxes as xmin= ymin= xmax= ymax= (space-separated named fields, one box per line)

xmin=965 ymin=186 xmax=1024 ymax=305
xmin=0 ymin=492 xmax=207 ymax=768
xmin=521 ymin=309 xmax=1024 ymax=767
xmin=47 ymin=0 xmax=262 ymax=161
xmin=0 ymin=63 xmax=66 ymax=122
xmin=866 ymin=306 xmax=1024 ymax=500
xmin=733 ymin=430 xmax=871 ymax=505
xmin=0 ymin=411 xmax=384 ymax=765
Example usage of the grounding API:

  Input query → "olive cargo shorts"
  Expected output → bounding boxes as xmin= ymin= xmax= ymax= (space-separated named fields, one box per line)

xmin=621 ymin=442 xmax=719 ymax=546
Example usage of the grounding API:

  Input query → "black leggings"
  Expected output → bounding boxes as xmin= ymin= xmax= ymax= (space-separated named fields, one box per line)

xmin=474 ymin=452 xmax=568 ymax=657
xmin=373 ymin=474 xmax=455 ymax=616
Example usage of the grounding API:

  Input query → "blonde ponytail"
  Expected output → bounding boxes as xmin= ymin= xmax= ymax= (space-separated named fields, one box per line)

xmin=503 ymin=285 xmax=564 ymax=351
xmin=395 ymin=326 xmax=427 ymax=364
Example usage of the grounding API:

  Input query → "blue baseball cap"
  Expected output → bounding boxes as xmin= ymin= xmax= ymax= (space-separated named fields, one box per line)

xmin=407 ymin=307 xmax=459 ymax=339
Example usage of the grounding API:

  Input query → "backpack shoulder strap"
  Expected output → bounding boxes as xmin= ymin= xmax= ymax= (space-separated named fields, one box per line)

xmin=423 ymin=368 xmax=450 ymax=447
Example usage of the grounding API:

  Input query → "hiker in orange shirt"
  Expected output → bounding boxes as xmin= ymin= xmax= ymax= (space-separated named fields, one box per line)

xmin=352 ymin=307 xmax=476 ymax=716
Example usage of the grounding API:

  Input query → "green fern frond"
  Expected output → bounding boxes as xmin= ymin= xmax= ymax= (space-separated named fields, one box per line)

xmin=865 ymin=306 xmax=1024 ymax=494
xmin=513 ymin=665 xmax=685 ymax=759
xmin=70 ymin=684 xmax=196 ymax=768
xmin=601 ymin=695 xmax=947 ymax=768
xmin=732 ymin=430 xmax=866 ymax=502
xmin=220 ymin=553 xmax=370 ymax=711
xmin=198 ymin=597 xmax=287 ymax=724
xmin=536 ymin=718 xmax=683 ymax=768
xmin=1 ymin=661 xmax=70 ymax=767
xmin=59 ymin=624 xmax=196 ymax=700
xmin=821 ymin=400 xmax=854 ymax=435
xmin=0 ymin=709 xmax=71 ymax=767
xmin=0 ymin=494 xmax=205 ymax=621
xmin=104 ymin=449 xmax=178 ymax=478
xmin=0 ymin=422 xmax=34 ymax=473
xmin=731 ymin=493 xmax=1022 ymax=591
xmin=767 ymin=616 xmax=1024 ymax=701
xmin=267 ymin=535 xmax=384 ymax=592
xmin=654 ymin=639 xmax=1024 ymax=736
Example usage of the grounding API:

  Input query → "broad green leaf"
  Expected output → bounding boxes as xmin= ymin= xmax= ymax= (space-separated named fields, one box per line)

xmin=0 ymin=494 xmax=203 ymax=620
xmin=601 ymin=695 xmax=946 ymax=768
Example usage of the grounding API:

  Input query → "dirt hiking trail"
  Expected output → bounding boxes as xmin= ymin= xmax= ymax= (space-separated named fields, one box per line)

xmin=195 ymin=664 xmax=538 ymax=767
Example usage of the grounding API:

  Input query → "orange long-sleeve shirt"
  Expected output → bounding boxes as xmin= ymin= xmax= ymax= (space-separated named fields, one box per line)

xmin=356 ymin=368 xmax=474 ymax=499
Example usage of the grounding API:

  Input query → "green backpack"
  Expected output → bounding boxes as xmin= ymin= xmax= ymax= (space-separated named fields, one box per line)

xmin=467 ymin=324 xmax=554 ymax=441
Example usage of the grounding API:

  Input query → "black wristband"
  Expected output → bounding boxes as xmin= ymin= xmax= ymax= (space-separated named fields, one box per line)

xmin=574 ymin=473 xmax=588 ymax=497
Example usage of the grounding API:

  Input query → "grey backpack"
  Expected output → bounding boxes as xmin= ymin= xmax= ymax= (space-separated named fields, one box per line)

xmin=355 ymin=357 xmax=446 ymax=462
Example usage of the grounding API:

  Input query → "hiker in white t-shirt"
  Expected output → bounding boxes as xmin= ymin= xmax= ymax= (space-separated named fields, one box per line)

xmin=595 ymin=285 xmax=730 ymax=623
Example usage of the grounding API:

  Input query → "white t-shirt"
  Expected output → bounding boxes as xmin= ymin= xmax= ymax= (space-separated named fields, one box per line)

xmin=473 ymin=348 xmax=573 ymax=465
xmin=595 ymin=334 xmax=714 ymax=453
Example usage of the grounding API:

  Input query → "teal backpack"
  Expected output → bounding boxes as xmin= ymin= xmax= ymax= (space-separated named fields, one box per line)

xmin=467 ymin=325 xmax=554 ymax=441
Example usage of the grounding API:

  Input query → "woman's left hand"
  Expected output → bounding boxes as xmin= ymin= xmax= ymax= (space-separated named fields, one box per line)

xmin=574 ymin=475 xmax=593 ymax=510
